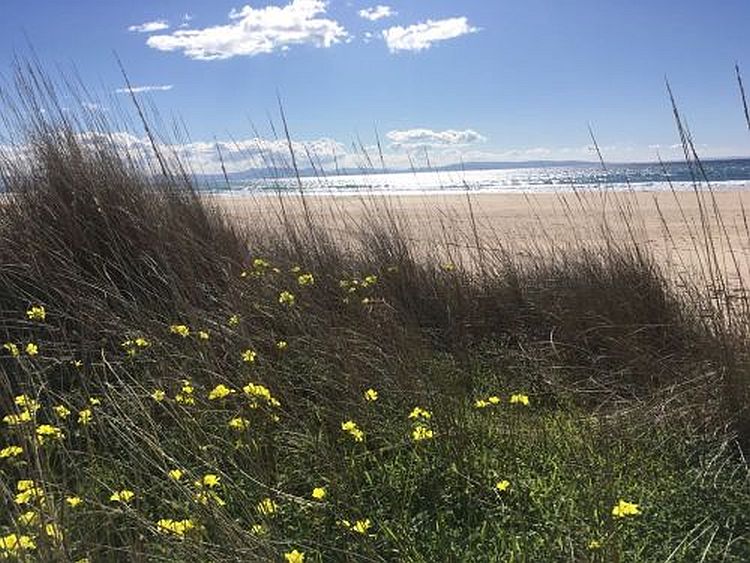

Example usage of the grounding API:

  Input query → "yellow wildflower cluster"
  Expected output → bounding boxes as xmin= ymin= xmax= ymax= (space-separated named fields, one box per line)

xmin=26 ymin=305 xmax=46 ymax=321
xmin=362 ymin=275 xmax=378 ymax=287
xmin=78 ymin=408 xmax=93 ymax=426
xmin=4 ymin=395 xmax=40 ymax=428
xmin=339 ymin=518 xmax=372 ymax=535
xmin=341 ymin=420 xmax=365 ymax=442
xmin=363 ymin=388 xmax=378 ymax=402
xmin=243 ymin=382 xmax=281 ymax=408
xmin=15 ymin=480 xmax=44 ymax=506
xmin=208 ymin=384 xmax=235 ymax=400
xmin=297 ymin=273 xmax=315 ymax=286
xmin=198 ymin=330 xmax=210 ymax=340
xmin=25 ymin=343 xmax=38 ymax=356
xmin=285 ymin=550 xmax=305 ymax=563
xmin=151 ymin=389 xmax=166 ymax=402
xmin=0 ymin=445 xmax=23 ymax=459
xmin=612 ymin=499 xmax=641 ymax=518
xmin=168 ymin=469 xmax=184 ymax=481
xmin=408 ymin=406 xmax=434 ymax=442
xmin=122 ymin=337 xmax=150 ymax=356
xmin=276 ymin=340 xmax=288 ymax=350
xmin=194 ymin=474 xmax=225 ymax=506
xmin=278 ymin=291 xmax=296 ymax=306
xmin=509 ymin=394 xmax=530 ymax=406
xmin=36 ymin=424 xmax=65 ymax=445
xmin=241 ymin=349 xmax=257 ymax=364
xmin=169 ymin=324 xmax=190 ymax=338
xmin=241 ymin=258 xmax=272 ymax=279
xmin=3 ymin=342 xmax=19 ymax=357
xmin=495 ymin=480 xmax=511 ymax=492
xmin=53 ymin=404 xmax=71 ymax=419
xmin=157 ymin=518 xmax=198 ymax=538
xmin=176 ymin=380 xmax=195 ymax=405
xmin=110 ymin=489 xmax=135 ymax=504
xmin=66 ymin=496 xmax=83 ymax=508
xmin=228 ymin=417 xmax=250 ymax=431
xmin=256 ymin=497 xmax=278 ymax=516
xmin=0 ymin=533 xmax=36 ymax=558
xmin=228 ymin=314 xmax=241 ymax=327
xmin=311 ymin=486 xmax=327 ymax=500
xmin=474 ymin=395 xmax=501 ymax=409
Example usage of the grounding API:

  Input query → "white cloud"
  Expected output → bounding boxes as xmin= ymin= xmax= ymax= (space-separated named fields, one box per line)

xmin=128 ymin=20 xmax=170 ymax=33
xmin=382 ymin=17 xmax=478 ymax=53
xmin=387 ymin=128 xmax=486 ymax=149
xmin=358 ymin=5 xmax=396 ymax=21
xmin=145 ymin=0 xmax=348 ymax=60
xmin=115 ymin=85 xmax=174 ymax=94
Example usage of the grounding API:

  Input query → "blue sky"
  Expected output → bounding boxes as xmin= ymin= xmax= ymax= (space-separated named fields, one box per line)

xmin=1 ymin=0 xmax=749 ymax=171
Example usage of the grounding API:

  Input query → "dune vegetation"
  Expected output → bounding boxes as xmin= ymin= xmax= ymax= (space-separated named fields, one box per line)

xmin=1 ymin=65 xmax=750 ymax=561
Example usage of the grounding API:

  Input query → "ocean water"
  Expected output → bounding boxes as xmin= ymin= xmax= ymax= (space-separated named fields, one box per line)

xmin=218 ymin=158 xmax=750 ymax=196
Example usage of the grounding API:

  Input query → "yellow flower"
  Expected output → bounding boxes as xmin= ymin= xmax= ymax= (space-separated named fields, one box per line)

xmin=611 ymin=499 xmax=641 ymax=518
xmin=15 ymin=481 xmax=44 ymax=505
xmin=72 ymin=360 xmax=83 ymax=368
xmin=110 ymin=489 xmax=135 ymax=503
xmin=175 ymin=380 xmax=195 ymax=405
xmin=412 ymin=425 xmax=434 ymax=442
xmin=408 ymin=406 xmax=432 ymax=420
xmin=25 ymin=343 xmax=38 ymax=356
xmin=256 ymin=497 xmax=278 ymax=516
xmin=509 ymin=394 xmax=530 ymax=406
xmin=194 ymin=490 xmax=225 ymax=506
xmin=198 ymin=330 xmax=210 ymax=341
xmin=0 ymin=533 xmax=36 ymax=555
xmin=17 ymin=511 xmax=38 ymax=526
xmin=168 ymin=469 xmax=184 ymax=481
xmin=488 ymin=396 xmax=501 ymax=405
xmin=15 ymin=395 xmax=39 ymax=411
xmin=78 ymin=409 xmax=93 ymax=426
xmin=151 ymin=389 xmax=166 ymax=402
xmin=588 ymin=539 xmax=602 ymax=550
xmin=253 ymin=258 xmax=270 ymax=270
xmin=312 ymin=487 xmax=326 ymax=500
xmin=474 ymin=399 xmax=489 ymax=409
xmin=243 ymin=382 xmax=280 ymax=407
xmin=26 ymin=306 xmax=46 ymax=321
xmin=352 ymin=519 xmax=372 ymax=534
xmin=341 ymin=420 xmax=364 ymax=442
xmin=53 ymin=405 xmax=71 ymax=419
xmin=0 ymin=445 xmax=23 ymax=459
xmin=241 ymin=349 xmax=257 ymax=364
xmin=364 ymin=388 xmax=378 ymax=402
xmin=134 ymin=337 xmax=150 ymax=348
xmin=495 ymin=480 xmax=511 ymax=492
xmin=250 ymin=523 xmax=268 ymax=536
xmin=169 ymin=324 xmax=190 ymax=337
xmin=3 ymin=342 xmax=20 ymax=357
xmin=200 ymin=474 xmax=220 ymax=488
xmin=228 ymin=417 xmax=250 ymax=431
xmin=362 ymin=275 xmax=378 ymax=287
xmin=89 ymin=397 xmax=101 ymax=406
xmin=297 ymin=273 xmax=315 ymax=286
xmin=208 ymin=384 xmax=235 ymax=400
xmin=276 ymin=340 xmax=288 ymax=350
xmin=36 ymin=424 xmax=65 ymax=444
xmin=284 ymin=549 xmax=305 ymax=563
xmin=65 ymin=496 xmax=83 ymax=508
xmin=45 ymin=523 xmax=64 ymax=543
xmin=228 ymin=314 xmax=240 ymax=327
xmin=157 ymin=518 xmax=197 ymax=537
xmin=3 ymin=410 xmax=32 ymax=426
xmin=278 ymin=291 xmax=295 ymax=306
